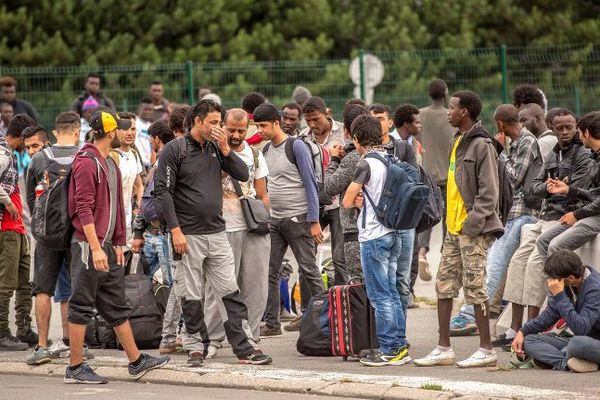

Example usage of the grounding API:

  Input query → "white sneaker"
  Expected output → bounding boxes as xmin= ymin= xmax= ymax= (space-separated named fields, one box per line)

xmin=48 ymin=341 xmax=70 ymax=358
xmin=205 ymin=345 xmax=218 ymax=359
xmin=413 ymin=346 xmax=456 ymax=367
xmin=456 ymin=348 xmax=497 ymax=368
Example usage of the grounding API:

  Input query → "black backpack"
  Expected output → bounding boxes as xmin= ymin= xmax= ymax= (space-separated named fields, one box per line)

xmin=32 ymin=149 xmax=93 ymax=250
xmin=415 ymin=165 xmax=444 ymax=233
xmin=85 ymin=311 xmax=117 ymax=349
xmin=296 ymin=293 xmax=332 ymax=356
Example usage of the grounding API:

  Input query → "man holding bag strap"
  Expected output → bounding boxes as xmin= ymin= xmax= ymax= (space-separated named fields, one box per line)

xmin=203 ymin=108 xmax=271 ymax=359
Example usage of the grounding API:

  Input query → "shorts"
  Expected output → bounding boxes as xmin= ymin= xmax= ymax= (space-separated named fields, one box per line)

xmin=31 ymin=243 xmax=70 ymax=297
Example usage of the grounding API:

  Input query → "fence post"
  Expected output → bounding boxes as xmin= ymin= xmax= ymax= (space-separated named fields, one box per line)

xmin=359 ymin=49 xmax=366 ymax=101
xmin=500 ymin=45 xmax=508 ymax=103
xmin=186 ymin=61 xmax=194 ymax=105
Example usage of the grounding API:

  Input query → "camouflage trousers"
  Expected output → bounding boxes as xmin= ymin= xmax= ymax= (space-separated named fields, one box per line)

xmin=436 ymin=233 xmax=495 ymax=305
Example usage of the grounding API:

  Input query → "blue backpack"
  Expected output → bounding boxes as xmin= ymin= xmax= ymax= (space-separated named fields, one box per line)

xmin=362 ymin=152 xmax=430 ymax=230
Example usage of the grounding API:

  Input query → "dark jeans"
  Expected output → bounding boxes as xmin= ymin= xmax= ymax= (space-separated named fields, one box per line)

xmin=410 ymin=235 xmax=419 ymax=294
xmin=523 ymin=333 xmax=600 ymax=370
xmin=320 ymin=208 xmax=348 ymax=285
xmin=418 ymin=182 xmax=447 ymax=252
xmin=265 ymin=214 xmax=324 ymax=329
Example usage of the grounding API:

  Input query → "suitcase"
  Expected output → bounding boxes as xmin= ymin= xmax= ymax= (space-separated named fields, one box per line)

xmin=328 ymin=283 xmax=378 ymax=360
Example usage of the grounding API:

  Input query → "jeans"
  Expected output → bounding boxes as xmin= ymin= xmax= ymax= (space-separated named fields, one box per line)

xmin=536 ymin=214 xmax=600 ymax=260
xmin=264 ymin=215 xmax=324 ymax=329
xmin=523 ymin=333 xmax=600 ymax=370
xmin=360 ymin=232 xmax=406 ymax=354
xmin=143 ymin=231 xmax=173 ymax=287
xmin=53 ymin=260 xmax=71 ymax=303
xmin=320 ymin=208 xmax=348 ymax=285
xmin=395 ymin=229 xmax=415 ymax=317
xmin=457 ymin=214 xmax=537 ymax=320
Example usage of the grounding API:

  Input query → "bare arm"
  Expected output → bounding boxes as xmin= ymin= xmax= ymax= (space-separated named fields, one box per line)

xmin=254 ymin=177 xmax=270 ymax=209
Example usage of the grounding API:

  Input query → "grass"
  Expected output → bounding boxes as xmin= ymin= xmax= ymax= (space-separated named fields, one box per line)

xmin=420 ymin=383 xmax=445 ymax=391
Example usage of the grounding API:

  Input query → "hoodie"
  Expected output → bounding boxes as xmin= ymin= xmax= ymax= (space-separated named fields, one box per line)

xmin=68 ymin=143 xmax=126 ymax=246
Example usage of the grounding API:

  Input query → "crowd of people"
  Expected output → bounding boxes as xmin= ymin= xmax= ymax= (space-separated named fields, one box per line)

xmin=0 ymin=73 xmax=599 ymax=385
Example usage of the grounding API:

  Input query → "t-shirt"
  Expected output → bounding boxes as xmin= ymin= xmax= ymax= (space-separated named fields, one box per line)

xmin=446 ymin=136 xmax=468 ymax=235
xmin=135 ymin=117 xmax=152 ymax=167
xmin=113 ymin=148 xmax=143 ymax=229
xmin=105 ymin=157 xmax=119 ymax=244
xmin=1 ymin=190 xmax=26 ymax=234
xmin=222 ymin=144 xmax=269 ymax=232
xmin=352 ymin=152 xmax=394 ymax=242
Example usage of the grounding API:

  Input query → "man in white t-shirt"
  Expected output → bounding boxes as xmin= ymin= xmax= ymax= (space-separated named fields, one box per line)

xmin=111 ymin=112 xmax=144 ymax=243
xmin=135 ymin=99 xmax=154 ymax=168
xmin=342 ymin=114 xmax=410 ymax=367
xmin=203 ymin=108 xmax=271 ymax=359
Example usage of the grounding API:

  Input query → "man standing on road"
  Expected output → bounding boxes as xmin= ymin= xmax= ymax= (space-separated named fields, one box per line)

xmin=67 ymin=110 xmax=169 ymax=383
xmin=257 ymin=103 xmax=325 ymax=337
xmin=154 ymin=99 xmax=272 ymax=367
xmin=203 ymin=108 xmax=270 ymax=359
xmin=414 ymin=91 xmax=503 ymax=368
xmin=148 ymin=81 xmax=169 ymax=122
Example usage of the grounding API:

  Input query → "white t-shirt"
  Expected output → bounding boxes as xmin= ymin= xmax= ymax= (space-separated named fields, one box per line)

xmin=114 ymin=148 xmax=143 ymax=229
xmin=135 ymin=117 xmax=152 ymax=167
xmin=353 ymin=152 xmax=394 ymax=242
xmin=222 ymin=144 xmax=269 ymax=232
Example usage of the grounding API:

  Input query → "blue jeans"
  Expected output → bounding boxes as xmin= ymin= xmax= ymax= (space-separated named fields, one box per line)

xmin=458 ymin=214 xmax=537 ymax=320
xmin=143 ymin=231 xmax=173 ymax=287
xmin=396 ymin=229 xmax=415 ymax=317
xmin=523 ymin=333 xmax=600 ymax=370
xmin=360 ymin=232 xmax=407 ymax=354
xmin=53 ymin=260 xmax=71 ymax=303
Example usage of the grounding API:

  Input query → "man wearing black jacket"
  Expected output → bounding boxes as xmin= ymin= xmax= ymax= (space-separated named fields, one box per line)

xmin=154 ymin=100 xmax=272 ymax=368
xmin=502 ymin=109 xmax=592 ymax=341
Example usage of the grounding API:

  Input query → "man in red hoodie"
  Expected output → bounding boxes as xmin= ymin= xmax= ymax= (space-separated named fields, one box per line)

xmin=65 ymin=110 xmax=169 ymax=384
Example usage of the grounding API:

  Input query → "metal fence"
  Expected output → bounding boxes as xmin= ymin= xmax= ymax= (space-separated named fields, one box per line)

xmin=2 ymin=44 xmax=599 ymax=130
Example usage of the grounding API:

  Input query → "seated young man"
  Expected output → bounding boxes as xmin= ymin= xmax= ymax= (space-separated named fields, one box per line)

xmin=342 ymin=114 xmax=410 ymax=367
xmin=512 ymin=250 xmax=600 ymax=373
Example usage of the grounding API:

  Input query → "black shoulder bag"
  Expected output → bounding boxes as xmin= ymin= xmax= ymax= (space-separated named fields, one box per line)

xmin=231 ymin=179 xmax=271 ymax=235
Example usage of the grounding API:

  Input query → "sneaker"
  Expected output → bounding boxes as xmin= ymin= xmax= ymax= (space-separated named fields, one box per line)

xmin=238 ymin=349 xmax=272 ymax=365
xmin=16 ymin=329 xmax=39 ymax=348
xmin=359 ymin=346 xmax=411 ymax=367
xmin=0 ymin=332 xmax=29 ymax=351
xmin=205 ymin=345 xmax=218 ymax=359
xmin=491 ymin=333 xmax=514 ymax=347
xmin=64 ymin=362 xmax=108 ymax=384
xmin=449 ymin=314 xmax=478 ymax=336
xmin=418 ymin=256 xmax=432 ymax=281
xmin=456 ymin=348 xmax=497 ymax=368
xmin=128 ymin=353 xmax=170 ymax=379
xmin=568 ymin=357 xmax=599 ymax=373
xmin=280 ymin=309 xmax=297 ymax=322
xmin=48 ymin=341 xmax=70 ymax=358
xmin=413 ymin=346 xmax=456 ymax=367
xmin=187 ymin=351 xmax=205 ymax=367
xmin=260 ymin=324 xmax=283 ymax=338
xmin=26 ymin=345 xmax=51 ymax=366
xmin=283 ymin=316 xmax=302 ymax=332
xmin=159 ymin=342 xmax=178 ymax=354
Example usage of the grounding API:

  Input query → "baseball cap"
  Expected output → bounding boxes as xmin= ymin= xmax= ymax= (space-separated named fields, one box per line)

xmin=89 ymin=110 xmax=132 ymax=136
xmin=253 ymin=103 xmax=281 ymax=123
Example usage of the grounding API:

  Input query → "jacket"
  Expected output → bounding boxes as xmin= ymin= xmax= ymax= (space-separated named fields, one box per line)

xmin=529 ymin=138 xmax=591 ymax=221
xmin=565 ymin=149 xmax=600 ymax=220
xmin=154 ymin=134 xmax=249 ymax=235
xmin=452 ymin=122 xmax=503 ymax=237
xmin=70 ymin=91 xmax=116 ymax=115
xmin=68 ymin=143 xmax=127 ymax=246
xmin=521 ymin=267 xmax=600 ymax=341
xmin=324 ymin=144 xmax=361 ymax=237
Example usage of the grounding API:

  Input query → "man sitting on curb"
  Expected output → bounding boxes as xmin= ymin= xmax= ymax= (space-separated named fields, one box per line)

xmin=512 ymin=250 xmax=600 ymax=373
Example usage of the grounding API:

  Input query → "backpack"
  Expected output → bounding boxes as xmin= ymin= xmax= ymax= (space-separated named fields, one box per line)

xmin=362 ymin=152 xmax=430 ymax=230
xmin=296 ymin=293 xmax=332 ymax=356
xmin=141 ymin=166 xmax=158 ymax=223
xmin=497 ymin=157 xmax=514 ymax=225
xmin=31 ymin=148 xmax=81 ymax=250
xmin=85 ymin=311 xmax=117 ymax=349
xmin=264 ymin=136 xmax=332 ymax=206
xmin=415 ymin=165 xmax=444 ymax=233
xmin=521 ymin=140 xmax=544 ymax=210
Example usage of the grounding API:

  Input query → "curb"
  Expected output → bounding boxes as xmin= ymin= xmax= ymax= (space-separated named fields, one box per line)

xmin=0 ymin=361 xmax=495 ymax=400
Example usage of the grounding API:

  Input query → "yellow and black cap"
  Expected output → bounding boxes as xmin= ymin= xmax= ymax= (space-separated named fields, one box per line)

xmin=89 ymin=110 xmax=132 ymax=136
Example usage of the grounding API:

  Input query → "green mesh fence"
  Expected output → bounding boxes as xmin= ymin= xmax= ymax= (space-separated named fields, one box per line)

xmin=1 ymin=44 xmax=599 ymax=131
